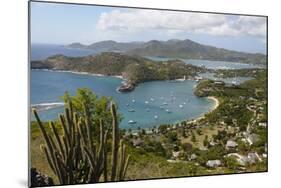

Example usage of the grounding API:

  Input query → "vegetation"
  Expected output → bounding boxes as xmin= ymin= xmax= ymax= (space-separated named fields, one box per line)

xmin=31 ymin=52 xmax=205 ymax=85
xmin=67 ymin=39 xmax=266 ymax=65
xmin=31 ymin=89 xmax=130 ymax=186
xmin=30 ymin=67 xmax=267 ymax=184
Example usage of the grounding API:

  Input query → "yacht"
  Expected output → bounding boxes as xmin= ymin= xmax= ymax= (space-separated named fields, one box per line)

xmin=166 ymin=109 xmax=171 ymax=113
xmin=128 ymin=120 xmax=137 ymax=124
xmin=128 ymin=109 xmax=135 ymax=112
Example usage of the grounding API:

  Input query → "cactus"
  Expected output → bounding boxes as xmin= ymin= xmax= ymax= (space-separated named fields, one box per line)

xmin=32 ymin=100 xmax=130 ymax=184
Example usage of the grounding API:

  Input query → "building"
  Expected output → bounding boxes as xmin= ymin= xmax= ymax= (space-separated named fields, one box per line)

xmin=226 ymin=140 xmax=238 ymax=149
xmin=206 ymin=160 xmax=221 ymax=168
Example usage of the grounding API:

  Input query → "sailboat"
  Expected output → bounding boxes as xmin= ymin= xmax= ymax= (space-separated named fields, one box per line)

xmin=232 ymin=72 xmax=238 ymax=85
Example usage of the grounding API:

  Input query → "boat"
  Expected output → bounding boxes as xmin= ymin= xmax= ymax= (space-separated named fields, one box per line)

xmin=166 ymin=109 xmax=171 ymax=113
xmin=162 ymin=102 xmax=168 ymax=105
xmin=132 ymin=99 xmax=136 ymax=103
xmin=150 ymin=98 xmax=155 ymax=101
xmin=126 ymin=103 xmax=129 ymax=106
xmin=145 ymin=101 xmax=149 ymax=104
xmin=183 ymin=102 xmax=186 ymax=105
xmin=128 ymin=120 xmax=137 ymax=124
xmin=154 ymin=115 xmax=158 ymax=119
xmin=146 ymin=108 xmax=150 ymax=112
xmin=232 ymin=72 xmax=238 ymax=85
xmin=128 ymin=109 xmax=135 ymax=112
xmin=176 ymin=75 xmax=186 ymax=82
xmin=179 ymin=104 xmax=183 ymax=108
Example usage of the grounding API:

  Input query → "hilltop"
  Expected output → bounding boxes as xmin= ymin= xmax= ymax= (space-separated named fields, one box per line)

xmin=31 ymin=52 xmax=206 ymax=91
xmin=67 ymin=39 xmax=266 ymax=65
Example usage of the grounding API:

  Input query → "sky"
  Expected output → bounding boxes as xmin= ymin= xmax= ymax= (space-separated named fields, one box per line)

xmin=30 ymin=1 xmax=267 ymax=54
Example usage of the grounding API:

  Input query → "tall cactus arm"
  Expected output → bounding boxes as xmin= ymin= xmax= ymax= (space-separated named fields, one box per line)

xmin=50 ymin=121 xmax=65 ymax=161
xmin=110 ymin=103 xmax=119 ymax=181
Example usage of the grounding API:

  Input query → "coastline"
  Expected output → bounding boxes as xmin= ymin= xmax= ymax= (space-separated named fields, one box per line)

xmin=31 ymin=68 xmax=125 ymax=80
xmin=187 ymin=96 xmax=219 ymax=124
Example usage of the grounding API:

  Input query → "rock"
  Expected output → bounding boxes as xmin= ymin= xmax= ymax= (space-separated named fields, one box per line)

xmin=118 ymin=82 xmax=135 ymax=92
xmin=31 ymin=168 xmax=54 ymax=187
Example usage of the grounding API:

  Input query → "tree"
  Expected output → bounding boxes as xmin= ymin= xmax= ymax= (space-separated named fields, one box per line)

xmin=166 ymin=131 xmax=178 ymax=143
xmin=62 ymin=88 xmax=122 ymax=134
xmin=224 ymin=156 xmax=239 ymax=170
xmin=203 ymin=135 xmax=209 ymax=147
xmin=191 ymin=131 xmax=196 ymax=143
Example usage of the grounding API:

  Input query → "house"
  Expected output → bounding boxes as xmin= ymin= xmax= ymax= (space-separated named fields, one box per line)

xmin=226 ymin=140 xmax=238 ymax=149
xmin=226 ymin=153 xmax=247 ymax=166
xmin=247 ymin=152 xmax=262 ymax=164
xmin=258 ymin=122 xmax=267 ymax=127
xmin=214 ymin=81 xmax=224 ymax=85
xmin=172 ymin=151 xmax=180 ymax=159
xmin=209 ymin=141 xmax=217 ymax=146
xmin=132 ymin=138 xmax=143 ymax=147
xmin=206 ymin=160 xmax=221 ymax=168
xmin=246 ymin=133 xmax=260 ymax=145
xmin=190 ymin=154 xmax=198 ymax=161
xmin=226 ymin=152 xmax=261 ymax=166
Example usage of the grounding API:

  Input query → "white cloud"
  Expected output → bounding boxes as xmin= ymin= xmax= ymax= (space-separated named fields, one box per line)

xmin=96 ymin=9 xmax=266 ymax=39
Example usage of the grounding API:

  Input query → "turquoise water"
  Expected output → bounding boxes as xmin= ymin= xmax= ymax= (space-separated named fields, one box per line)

xmin=31 ymin=70 xmax=215 ymax=129
xmin=31 ymin=44 xmax=257 ymax=129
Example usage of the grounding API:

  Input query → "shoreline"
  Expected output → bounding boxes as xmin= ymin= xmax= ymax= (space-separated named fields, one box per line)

xmin=186 ymin=96 xmax=219 ymax=124
xmin=31 ymin=68 xmax=219 ymax=129
xmin=31 ymin=68 xmax=125 ymax=80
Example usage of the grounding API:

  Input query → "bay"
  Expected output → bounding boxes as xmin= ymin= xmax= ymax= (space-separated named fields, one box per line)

xmin=31 ymin=70 xmax=215 ymax=129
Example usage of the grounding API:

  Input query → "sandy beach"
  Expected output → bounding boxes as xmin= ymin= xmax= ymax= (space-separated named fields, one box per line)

xmin=187 ymin=96 xmax=220 ymax=124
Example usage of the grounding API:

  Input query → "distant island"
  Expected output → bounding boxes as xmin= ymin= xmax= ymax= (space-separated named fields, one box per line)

xmin=31 ymin=52 xmax=206 ymax=92
xmin=66 ymin=39 xmax=266 ymax=65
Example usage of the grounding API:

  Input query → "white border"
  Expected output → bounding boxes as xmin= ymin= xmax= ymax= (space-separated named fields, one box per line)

xmin=1 ymin=0 xmax=280 ymax=188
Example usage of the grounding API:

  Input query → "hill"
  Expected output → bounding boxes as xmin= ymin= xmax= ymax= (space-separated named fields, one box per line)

xmin=31 ymin=52 xmax=205 ymax=91
xmin=66 ymin=39 xmax=266 ymax=65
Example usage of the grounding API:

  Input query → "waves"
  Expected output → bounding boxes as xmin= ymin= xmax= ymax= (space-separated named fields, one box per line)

xmin=31 ymin=102 xmax=64 ymax=111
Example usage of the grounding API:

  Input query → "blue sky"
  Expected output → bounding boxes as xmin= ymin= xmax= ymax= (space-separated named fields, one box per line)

xmin=30 ymin=1 xmax=267 ymax=54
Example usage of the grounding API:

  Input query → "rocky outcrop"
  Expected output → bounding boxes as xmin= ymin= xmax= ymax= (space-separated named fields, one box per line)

xmin=31 ymin=168 xmax=54 ymax=187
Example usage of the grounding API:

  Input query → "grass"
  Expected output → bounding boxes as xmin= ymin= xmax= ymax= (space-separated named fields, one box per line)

xmin=180 ymin=125 xmax=224 ymax=148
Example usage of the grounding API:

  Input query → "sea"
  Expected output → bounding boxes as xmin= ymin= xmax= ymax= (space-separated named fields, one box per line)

xmin=30 ymin=44 xmax=259 ymax=129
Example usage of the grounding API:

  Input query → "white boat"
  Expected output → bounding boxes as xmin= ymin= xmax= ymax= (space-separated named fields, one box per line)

xmin=154 ymin=115 xmax=158 ymax=119
xmin=162 ymin=102 xmax=168 ymax=105
xmin=145 ymin=101 xmax=149 ymax=104
xmin=150 ymin=98 xmax=155 ymax=101
xmin=128 ymin=109 xmax=135 ymax=112
xmin=183 ymin=102 xmax=186 ymax=105
xmin=179 ymin=104 xmax=183 ymax=108
xmin=132 ymin=99 xmax=136 ymax=103
xmin=166 ymin=109 xmax=171 ymax=113
xmin=128 ymin=120 xmax=137 ymax=124
xmin=176 ymin=75 xmax=186 ymax=82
